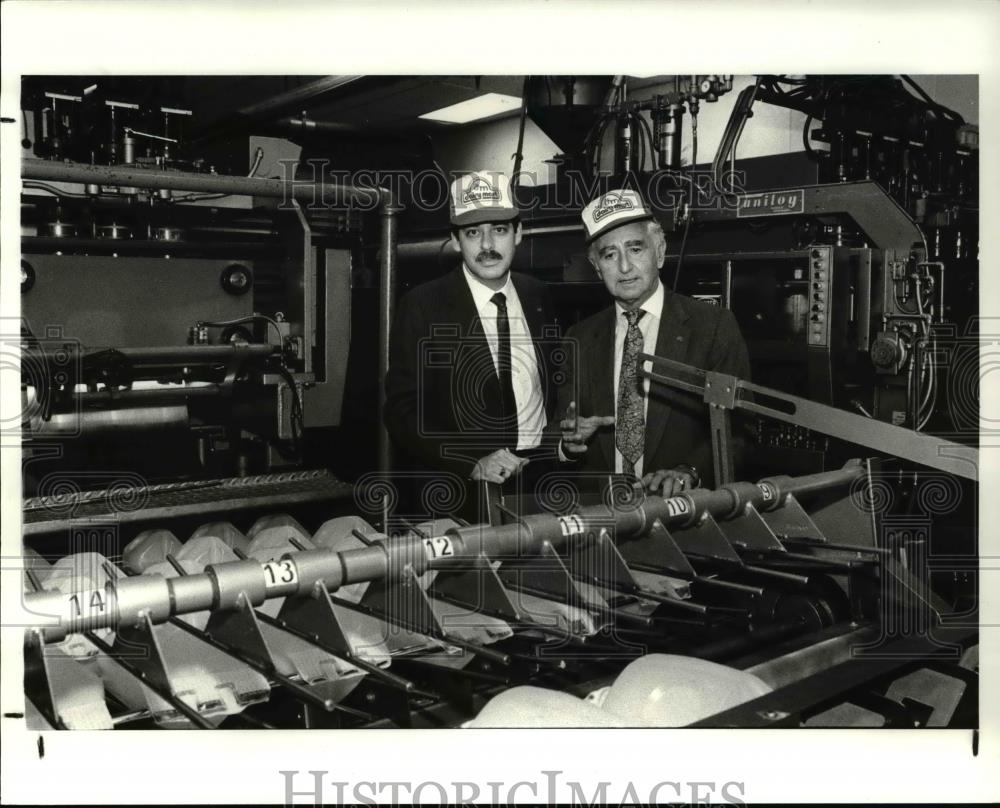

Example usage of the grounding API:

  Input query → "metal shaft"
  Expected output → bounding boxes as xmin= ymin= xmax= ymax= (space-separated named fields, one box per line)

xmin=377 ymin=204 xmax=400 ymax=474
xmin=24 ymin=465 xmax=864 ymax=643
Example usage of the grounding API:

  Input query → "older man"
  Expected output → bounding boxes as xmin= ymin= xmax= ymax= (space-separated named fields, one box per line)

xmin=558 ymin=189 xmax=750 ymax=495
xmin=384 ymin=170 xmax=561 ymax=503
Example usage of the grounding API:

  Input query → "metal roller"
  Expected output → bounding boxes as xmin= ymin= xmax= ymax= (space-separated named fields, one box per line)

xmin=30 ymin=406 xmax=190 ymax=436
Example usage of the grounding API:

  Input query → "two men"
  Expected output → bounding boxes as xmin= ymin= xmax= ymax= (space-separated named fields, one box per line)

xmin=383 ymin=171 xmax=560 ymax=506
xmin=384 ymin=176 xmax=750 ymax=507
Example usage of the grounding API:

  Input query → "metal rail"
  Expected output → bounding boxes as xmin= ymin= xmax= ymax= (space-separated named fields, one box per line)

xmin=641 ymin=353 xmax=979 ymax=481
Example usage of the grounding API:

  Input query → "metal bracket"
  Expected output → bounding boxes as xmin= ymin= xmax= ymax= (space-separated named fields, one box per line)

xmin=704 ymin=370 xmax=739 ymax=409
xmin=806 ymin=458 xmax=880 ymax=549
xmin=114 ymin=613 xmax=215 ymax=729
xmin=430 ymin=552 xmax=522 ymax=622
xmin=578 ymin=528 xmax=709 ymax=618
xmin=22 ymin=631 xmax=109 ymax=730
xmin=881 ymin=557 xmax=954 ymax=629
xmin=617 ymin=518 xmax=696 ymax=577
xmin=670 ymin=512 xmax=744 ymax=564
xmin=566 ymin=528 xmax=640 ymax=593
xmin=276 ymin=583 xmax=443 ymax=711
xmin=760 ymin=493 xmax=827 ymax=542
xmin=354 ymin=566 xmax=512 ymax=665
xmin=23 ymin=631 xmax=61 ymax=729
xmin=718 ymin=503 xmax=787 ymax=552
xmin=361 ymin=565 xmax=444 ymax=638
xmin=277 ymin=581 xmax=362 ymax=659
xmin=204 ymin=592 xmax=280 ymax=670
xmin=499 ymin=541 xmax=599 ymax=610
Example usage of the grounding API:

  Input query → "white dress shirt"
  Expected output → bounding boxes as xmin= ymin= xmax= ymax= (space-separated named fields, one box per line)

xmin=462 ymin=265 xmax=547 ymax=450
xmin=612 ymin=280 xmax=665 ymax=475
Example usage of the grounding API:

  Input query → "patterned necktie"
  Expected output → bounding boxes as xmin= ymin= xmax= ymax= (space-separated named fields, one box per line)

xmin=490 ymin=292 xmax=518 ymax=448
xmin=616 ymin=308 xmax=646 ymax=475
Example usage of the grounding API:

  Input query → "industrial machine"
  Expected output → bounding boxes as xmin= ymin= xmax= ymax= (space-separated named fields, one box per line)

xmin=430 ymin=74 xmax=980 ymax=472
xmin=702 ymin=75 xmax=978 ymax=432
xmin=19 ymin=78 xmax=402 ymax=488
xmin=20 ymin=352 xmax=979 ymax=730
xmin=17 ymin=79 xmax=402 ymax=726
xmin=672 ymin=181 xmax=948 ymax=457
xmin=17 ymin=74 xmax=980 ymax=730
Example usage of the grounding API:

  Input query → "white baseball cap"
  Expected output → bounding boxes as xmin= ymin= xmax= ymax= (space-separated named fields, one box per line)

xmin=449 ymin=170 xmax=519 ymax=227
xmin=581 ymin=188 xmax=654 ymax=244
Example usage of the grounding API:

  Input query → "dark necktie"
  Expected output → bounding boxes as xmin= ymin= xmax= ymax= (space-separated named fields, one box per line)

xmin=490 ymin=292 xmax=518 ymax=448
xmin=616 ymin=308 xmax=646 ymax=475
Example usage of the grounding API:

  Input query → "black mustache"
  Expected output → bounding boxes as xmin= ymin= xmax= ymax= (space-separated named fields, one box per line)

xmin=477 ymin=251 xmax=503 ymax=262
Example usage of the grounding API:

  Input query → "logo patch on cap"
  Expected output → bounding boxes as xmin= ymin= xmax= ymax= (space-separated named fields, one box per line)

xmin=592 ymin=193 xmax=635 ymax=222
xmin=450 ymin=170 xmax=519 ymax=226
xmin=462 ymin=177 xmax=502 ymax=205
xmin=581 ymin=188 xmax=653 ymax=242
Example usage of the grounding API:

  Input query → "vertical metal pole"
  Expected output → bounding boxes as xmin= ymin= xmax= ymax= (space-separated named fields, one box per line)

xmin=280 ymin=202 xmax=314 ymax=374
xmin=709 ymin=405 xmax=735 ymax=486
xmin=377 ymin=203 xmax=400 ymax=474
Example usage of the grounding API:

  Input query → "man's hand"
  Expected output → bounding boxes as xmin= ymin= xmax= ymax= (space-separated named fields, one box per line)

xmin=642 ymin=466 xmax=698 ymax=498
xmin=470 ymin=449 xmax=529 ymax=484
xmin=559 ymin=400 xmax=615 ymax=456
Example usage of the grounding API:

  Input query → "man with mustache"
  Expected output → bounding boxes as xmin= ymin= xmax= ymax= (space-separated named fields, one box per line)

xmin=384 ymin=170 xmax=560 ymax=514
xmin=557 ymin=189 xmax=751 ymax=496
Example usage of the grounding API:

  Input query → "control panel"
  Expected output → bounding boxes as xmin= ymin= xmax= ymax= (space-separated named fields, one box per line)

xmin=808 ymin=246 xmax=832 ymax=347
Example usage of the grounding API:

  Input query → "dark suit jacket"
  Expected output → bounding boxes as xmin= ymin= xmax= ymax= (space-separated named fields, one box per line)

xmin=557 ymin=287 xmax=751 ymax=489
xmin=384 ymin=267 xmax=561 ymax=480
